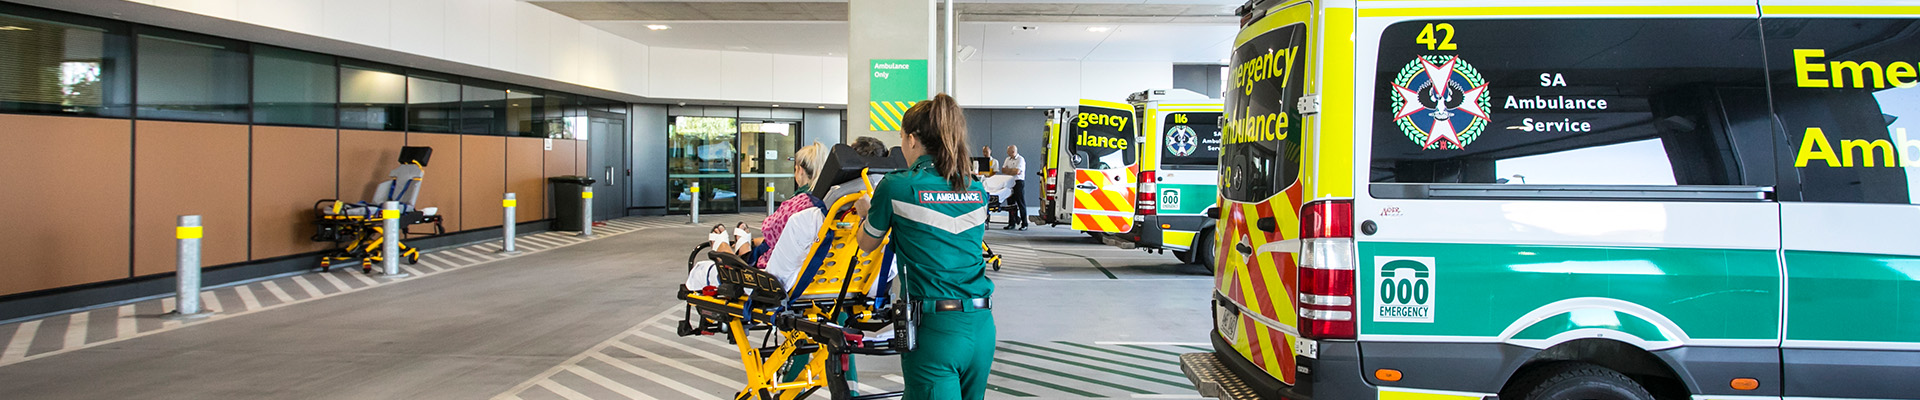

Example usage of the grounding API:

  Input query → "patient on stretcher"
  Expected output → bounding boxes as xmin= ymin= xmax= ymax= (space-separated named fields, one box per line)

xmin=686 ymin=143 xmax=830 ymax=292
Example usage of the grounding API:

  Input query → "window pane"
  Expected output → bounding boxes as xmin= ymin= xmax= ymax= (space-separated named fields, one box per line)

xmin=1159 ymin=112 xmax=1223 ymax=168
xmin=406 ymin=73 xmax=458 ymax=133
xmin=136 ymin=29 xmax=247 ymax=122
xmin=506 ymin=88 xmax=540 ymax=137
xmin=459 ymin=80 xmax=505 ymax=135
xmin=0 ymin=8 xmax=131 ymax=117
xmin=338 ymin=62 xmax=403 ymax=131
xmin=1366 ymin=19 xmax=1773 ymax=187
xmin=252 ymin=46 xmax=334 ymax=127
xmin=1766 ymin=18 xmax=1920 ymax=204
xmin=1221 ymin=21 xmax=1306 ymax=202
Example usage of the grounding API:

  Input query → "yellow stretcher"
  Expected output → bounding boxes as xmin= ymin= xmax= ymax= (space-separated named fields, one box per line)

xmin=678 ymin=167 xmax=904 ymax=400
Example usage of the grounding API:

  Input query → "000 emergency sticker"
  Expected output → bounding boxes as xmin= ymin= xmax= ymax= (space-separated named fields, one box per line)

xmin=1374 ymin=257 xmax=1435 ymax=323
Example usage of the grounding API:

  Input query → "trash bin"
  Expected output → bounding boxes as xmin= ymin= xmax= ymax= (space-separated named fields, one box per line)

xmin=549 ymin=175 xmax=598 ymax=231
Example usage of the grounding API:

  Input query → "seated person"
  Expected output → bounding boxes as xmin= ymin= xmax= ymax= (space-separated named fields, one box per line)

xmin=687 ymin=143 xmax=830 ymax=291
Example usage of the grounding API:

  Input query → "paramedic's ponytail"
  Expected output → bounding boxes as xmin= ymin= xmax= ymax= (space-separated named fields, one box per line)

xmin=901 ymin=93 xmax=971 ymax=191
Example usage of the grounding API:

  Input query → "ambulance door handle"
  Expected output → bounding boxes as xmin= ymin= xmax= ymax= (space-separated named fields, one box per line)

xmin=1256 ymin=217 xmax=1277 ymax=233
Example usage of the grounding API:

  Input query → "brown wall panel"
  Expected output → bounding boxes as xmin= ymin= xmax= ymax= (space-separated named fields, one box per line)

xmin=506 ymin=137 xmax=545 ymax=223
xmin=574 ymin=138 xmax=588 ymax=180
xmin=0 ymin=115 xmax=131 ymax=295
xmin=461 ymin=135 xmax=506 ymax=230
xmin=405 ymin=133 xmax=462 ymax=233
xmin=338 ymin=130 xmax=405 ymax=206
xmin=252 ymin=127 xmax=337 ymax=259
xmin=134 ymin=121 xmax=249 ymax=276
xmin=544 ymin=139 xmax=576 ymax=218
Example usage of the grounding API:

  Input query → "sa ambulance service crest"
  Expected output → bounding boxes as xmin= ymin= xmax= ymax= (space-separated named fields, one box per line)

xmin=1166 ymin=125 xmax=1199 ymax=157
xmin=1389 ymin=55 xmax=1492 ymax=150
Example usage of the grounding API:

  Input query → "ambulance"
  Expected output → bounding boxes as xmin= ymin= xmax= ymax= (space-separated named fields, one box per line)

xmin=1037 ymin=107 xmax=1074 ymax=226
xmin=1108 ymin=89 xmax=1226 ymax=271
xmin=1183 ymin=1 xmax=1920 ymax=400
xmin=1066 ymin=99 xmax=1141 ymax=236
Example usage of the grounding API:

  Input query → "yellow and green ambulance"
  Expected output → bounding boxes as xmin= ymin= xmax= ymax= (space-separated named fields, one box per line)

xmin=1185 ymin=1 xmax=1920 ymax=400
xmin=1038 ymin=107 xmax=1074 ymax=226
xmin=1108 ymin=89 xmax=1226 ymax=271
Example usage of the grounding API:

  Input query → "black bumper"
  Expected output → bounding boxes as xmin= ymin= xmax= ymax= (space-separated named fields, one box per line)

xmin=1209 ymin=331 xmax=1376 ymax=400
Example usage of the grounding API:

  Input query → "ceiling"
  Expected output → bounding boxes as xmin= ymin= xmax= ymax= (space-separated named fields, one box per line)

xmin=533 ymin=0 xmax=1239 ymax=63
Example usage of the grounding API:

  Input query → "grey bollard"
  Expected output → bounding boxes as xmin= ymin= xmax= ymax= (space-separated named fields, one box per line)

xmin=766 ymin=183 xmax=777 ymax=215
xmin=690 ymin=182 xmax=702 ymax=224
xmin=579 ymin=186 xmax=594 ymax=237
xmin=166 ymin=215 xmax=210 ymax=319
xmin=381 ymin=201 xmax=408 ymax=277
xmin=500 ymin=193 xmax=520 ymax=254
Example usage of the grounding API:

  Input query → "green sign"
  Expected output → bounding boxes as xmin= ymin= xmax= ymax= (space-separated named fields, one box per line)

xmin=869 ymin=59 xmax=927 ymax=131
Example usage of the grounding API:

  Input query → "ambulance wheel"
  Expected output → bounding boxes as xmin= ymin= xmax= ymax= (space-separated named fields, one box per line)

xmin=1173 ymin=250 xmax=1192 ymax=263
xmin=1195 ymin=232 xmax=1216 ymax=274
xmin=1509 ymin=362 xmax=1654 ymax=400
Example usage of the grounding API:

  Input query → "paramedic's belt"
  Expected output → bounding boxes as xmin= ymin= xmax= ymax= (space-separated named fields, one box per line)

xmin=928 ymin=298 xmax=992 ymax=312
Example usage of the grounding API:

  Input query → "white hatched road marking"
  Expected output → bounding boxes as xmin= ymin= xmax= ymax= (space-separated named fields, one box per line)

xmin=115 ymin=305 xmax=135 ymax=337
xmin=319 ymin=271 xmax=353 ymax=292
xmin=401 ymin=265 xmax=427 ymax=277
xmin=261 ymin=281 xmax=295 ymax=303
xmin=291 ymin=276 xmax=325 ymax=297
xmin=605 ymin=341 xmax=741 ymax=388
xmin=586 ymin=353 xmax=719 ymax=400
xmin=1 ymin=320 xmax=40 ymax=363
xmin=200 ymin=291 xmax=224 ymax=313
xmin=62 ymin=312 xmax=87 ymax=349
xmin=235 ymin=285 xmax=264 ymax=310
xmin=565 ymin=364 xmax=660 ymax=400
xmin=491 ymin=308 xmax=678 ymax=400
xmin=0 ymin=216 xmax=762 ymax=369
xmin=537 ymin=380 xmax=596 ymax=400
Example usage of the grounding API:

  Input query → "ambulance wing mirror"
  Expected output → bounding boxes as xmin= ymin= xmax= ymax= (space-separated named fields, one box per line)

xmin=1205 ymin=206 xmax=1219 ymax=220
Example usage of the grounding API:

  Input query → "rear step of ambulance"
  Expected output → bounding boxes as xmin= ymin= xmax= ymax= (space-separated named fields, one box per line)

xmin=1180 ymin=352 xmax=1262 ymax=400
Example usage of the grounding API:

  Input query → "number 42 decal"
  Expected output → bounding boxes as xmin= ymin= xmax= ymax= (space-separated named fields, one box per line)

xmin=1416 ymin=23 xmax=1458 ymax=51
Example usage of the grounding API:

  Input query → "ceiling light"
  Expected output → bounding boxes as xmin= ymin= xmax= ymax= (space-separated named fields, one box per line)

xmin=646 ymin=24 xmax=671 ymax=31
xmin=817 ymin=106 xmax=826 ymax=109
xmin=0 ymin=26 xmax=30 ymax=31
xmin=1086 ymin=27 xmax=1111 ymax=33
xmin=772 ymin=105 xmax=780 ymax=107
xmin=726 ymin=45 xmax=751 ymax=50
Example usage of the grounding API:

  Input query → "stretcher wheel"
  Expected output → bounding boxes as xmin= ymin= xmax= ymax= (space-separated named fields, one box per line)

xmin=407 ymin=252 xmax=419 ymax=265
xmin=361 ymin=262 xmax=373 ymax=274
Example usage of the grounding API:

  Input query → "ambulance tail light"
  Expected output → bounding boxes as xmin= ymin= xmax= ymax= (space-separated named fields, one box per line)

xmin=1297 ymin=199 xmax=1356 ymax=339
xmin=1136 ymin=170 xmax=1156 ymax=215
xmin=1044 ymin=168 xmax=1057 ymax=193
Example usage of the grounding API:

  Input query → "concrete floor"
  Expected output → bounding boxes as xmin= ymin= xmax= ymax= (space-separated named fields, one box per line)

xmin=0 ymin=214 xmax=1215 ymax=399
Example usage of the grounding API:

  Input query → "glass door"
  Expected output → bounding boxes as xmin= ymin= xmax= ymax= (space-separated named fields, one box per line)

xmin=740 ymin=121 xmax=800 ymax=211
xmin=667 ymin=116 xmax=739 ymax=214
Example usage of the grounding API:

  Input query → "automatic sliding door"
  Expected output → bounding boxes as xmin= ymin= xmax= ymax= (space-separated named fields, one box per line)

xmin=667 ymin=116 xmax=739 ymax=214
xmin=740 ymin=121 xmax=799 ymax=210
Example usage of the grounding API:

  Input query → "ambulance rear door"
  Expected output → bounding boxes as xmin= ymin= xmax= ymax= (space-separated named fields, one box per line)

xmin=1070 ymin=99 xmax=1139 ymax=233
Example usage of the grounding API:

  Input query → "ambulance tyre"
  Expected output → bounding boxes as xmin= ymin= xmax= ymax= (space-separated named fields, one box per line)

xmin=1509 ymin=362 xmax=1655 ymax=400
xmin=1194 ymin=232 xmax=1216 ymax=274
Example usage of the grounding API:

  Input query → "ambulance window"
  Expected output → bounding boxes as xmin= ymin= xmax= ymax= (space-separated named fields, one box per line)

xmin=1764 ymin=18 xmax=1920 ymax=204
xmin=1160 ymin=112 xmax=1224 ymax=168
xmin=1221 ymin=21 xmax=1307 ymax=202
xmin=1367 ymin=19 xmax=1774 ymax=190
xmin=1073 ymin=106 xmax=1137 ymax=170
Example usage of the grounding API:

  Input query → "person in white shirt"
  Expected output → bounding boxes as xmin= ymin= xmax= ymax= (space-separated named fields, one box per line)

xmin=1000 ymin=145 xmax=1029 ymax=230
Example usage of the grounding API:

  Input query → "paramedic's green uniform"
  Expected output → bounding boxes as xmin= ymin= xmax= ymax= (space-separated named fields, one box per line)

xmin=863 ymin=155 xmax=996 ymax=400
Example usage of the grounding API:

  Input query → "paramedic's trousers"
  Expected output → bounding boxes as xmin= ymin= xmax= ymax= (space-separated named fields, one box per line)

xmin=904 ymin=308 xmax=996 ymax=400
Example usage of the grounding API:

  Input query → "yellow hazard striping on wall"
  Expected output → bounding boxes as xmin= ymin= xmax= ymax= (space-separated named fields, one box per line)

xmin=869 ymin=101 xmax=917 ymax=131
xmin=176 ymin=226 xmax=203 ymax=240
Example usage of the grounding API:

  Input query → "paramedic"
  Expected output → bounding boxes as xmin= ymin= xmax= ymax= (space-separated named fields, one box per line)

xmin=1000 ymin=145 xmax=1028 ymax=230
xmin=855 ymin=93 xmax=995 ymax=400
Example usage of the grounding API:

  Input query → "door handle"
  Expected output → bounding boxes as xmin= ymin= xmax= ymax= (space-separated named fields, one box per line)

xmin=605 ymin=167 xmax=615 ymax=185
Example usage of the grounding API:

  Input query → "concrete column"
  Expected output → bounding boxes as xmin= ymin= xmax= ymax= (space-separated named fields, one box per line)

xmin=848 ymin=0 xmax=936 ymax=147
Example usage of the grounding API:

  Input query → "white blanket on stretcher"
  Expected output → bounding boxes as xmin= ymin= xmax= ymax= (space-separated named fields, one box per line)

xmin=981 ymin=175 xmax=1015 ymax=200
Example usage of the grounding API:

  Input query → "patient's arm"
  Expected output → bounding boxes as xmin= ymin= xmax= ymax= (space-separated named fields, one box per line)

xmin=855 ymin=197 xmax=883 ymax=253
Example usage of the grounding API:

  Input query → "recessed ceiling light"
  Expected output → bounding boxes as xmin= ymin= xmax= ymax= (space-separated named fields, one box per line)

xmin=1086 ymin=27 xmax=1111 ymax=33
xmin=817 ymin=106 xmax=826 ymax=109
xmin=0 ymin=26 xmax=30 ymax=31
xmin=726 ymin=45 xmax=751 ymax=50
xmin=772 ymin=105 xmax=780 ymax=107
xmin=646 ymin=24 xmax=671 ymax=31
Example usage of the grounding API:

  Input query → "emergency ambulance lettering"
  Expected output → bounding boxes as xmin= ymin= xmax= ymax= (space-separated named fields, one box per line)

xmin=1233 ymin=46 xmax=1300 ymax=96
xmin=1794 ymin=127 xmax=1920 ymax=168
xmin=1793 ymin=49 xmax=1920 ymax=89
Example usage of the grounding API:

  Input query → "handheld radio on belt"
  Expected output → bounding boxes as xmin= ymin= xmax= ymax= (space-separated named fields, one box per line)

xmin=890 ymin=245 xmax=919 ymax=352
